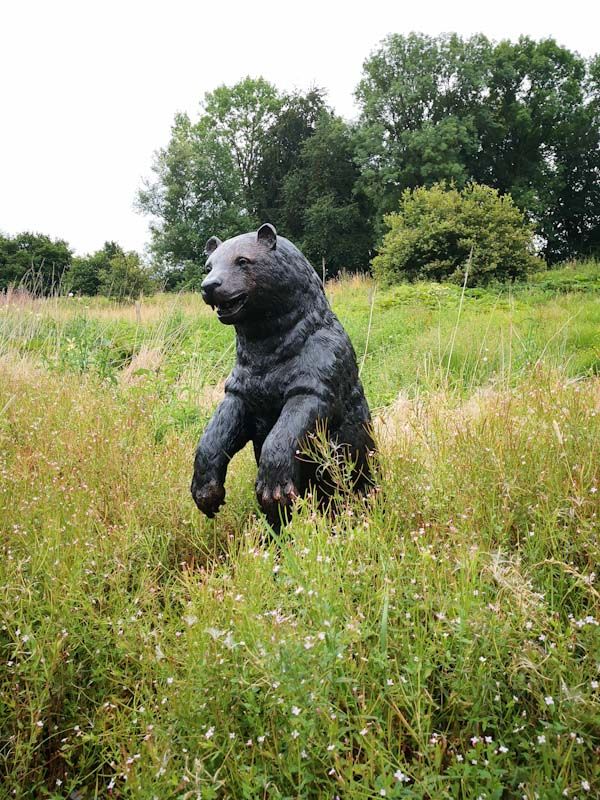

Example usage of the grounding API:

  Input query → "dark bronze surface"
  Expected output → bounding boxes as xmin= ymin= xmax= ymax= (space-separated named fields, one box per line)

xmin=191 ymin=224 xmax=374 ymax=531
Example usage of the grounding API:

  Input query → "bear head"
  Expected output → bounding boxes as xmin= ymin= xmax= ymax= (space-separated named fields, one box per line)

xmin=200 ymin=223 xmax=322 ymax=328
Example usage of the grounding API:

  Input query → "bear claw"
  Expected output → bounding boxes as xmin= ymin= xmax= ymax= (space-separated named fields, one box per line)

xmin=256 ymin=481 xmax=298 ymax=511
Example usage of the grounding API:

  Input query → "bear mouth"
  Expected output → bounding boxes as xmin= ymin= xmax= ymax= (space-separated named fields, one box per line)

xmin=214 ymin=293 xmax=248 ymax=320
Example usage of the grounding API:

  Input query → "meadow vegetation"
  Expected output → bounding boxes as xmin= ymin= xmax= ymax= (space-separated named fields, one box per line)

xmin=0 ymin=265 xmax=599 ymax=798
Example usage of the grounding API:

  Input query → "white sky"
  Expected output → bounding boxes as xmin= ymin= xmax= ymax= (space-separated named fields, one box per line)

xmin=1 ymin=0 xmax=598 ymax=256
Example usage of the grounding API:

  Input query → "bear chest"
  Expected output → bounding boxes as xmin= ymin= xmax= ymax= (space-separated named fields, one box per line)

xmin=228 ymin=367 xmax=286 ymax=415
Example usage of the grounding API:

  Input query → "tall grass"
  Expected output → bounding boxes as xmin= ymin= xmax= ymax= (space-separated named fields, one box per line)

xmin=0 ymin=267 xmax=599 ymax=798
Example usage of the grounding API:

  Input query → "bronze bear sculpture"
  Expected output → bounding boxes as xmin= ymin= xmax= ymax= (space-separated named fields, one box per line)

xmin=191 ymin=223 xmax=374 ymax=531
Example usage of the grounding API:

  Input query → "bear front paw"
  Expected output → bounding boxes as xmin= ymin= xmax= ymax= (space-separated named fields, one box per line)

xmin=191 ymin=476 xmax=226 ymax=518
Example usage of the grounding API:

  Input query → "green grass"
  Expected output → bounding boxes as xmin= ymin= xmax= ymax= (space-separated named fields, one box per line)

xmin=0 ymin=265 xmax=599 ymax=798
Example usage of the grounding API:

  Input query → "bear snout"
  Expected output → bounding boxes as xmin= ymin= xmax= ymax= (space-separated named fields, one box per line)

xmin=200 ymin=276 xmax=222 ymax=304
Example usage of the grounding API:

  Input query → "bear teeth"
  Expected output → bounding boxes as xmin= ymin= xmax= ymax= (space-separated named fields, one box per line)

xmin=216 ymin=294 xmax=247 ymax=315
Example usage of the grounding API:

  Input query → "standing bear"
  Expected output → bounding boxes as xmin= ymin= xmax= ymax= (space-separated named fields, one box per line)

xmin=191 ymin=223 xmax=374 ymax=530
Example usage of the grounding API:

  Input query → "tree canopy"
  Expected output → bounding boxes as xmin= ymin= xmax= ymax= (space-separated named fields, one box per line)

xmin=0 ymin=232 xmax=73 ymax=294
xmin=356 ymin=33 xmax=600 ymax=262
xmin=137 ymin=79 xmax=372 ymax=282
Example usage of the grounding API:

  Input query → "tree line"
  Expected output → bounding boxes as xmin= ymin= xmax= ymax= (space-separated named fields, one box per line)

xmin=138 ymin=33 xmax=600 ymax=285
xmin=0 ymin=235 xmax=152 ymax=297
xmin=2 ymin=33 xmax=599 ymax=294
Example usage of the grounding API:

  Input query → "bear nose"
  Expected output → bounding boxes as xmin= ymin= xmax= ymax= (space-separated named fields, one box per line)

xmin=201 ymin=275 xmax=222 ymax=302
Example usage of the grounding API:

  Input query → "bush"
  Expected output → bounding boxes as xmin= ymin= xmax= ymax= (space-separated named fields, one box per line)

xmin=372 ymin=182 xmax=541 ymax=286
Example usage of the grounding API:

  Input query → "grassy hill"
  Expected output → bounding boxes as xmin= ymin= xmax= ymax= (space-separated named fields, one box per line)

xmin=0 ymin=265 xmax=599 ymax=798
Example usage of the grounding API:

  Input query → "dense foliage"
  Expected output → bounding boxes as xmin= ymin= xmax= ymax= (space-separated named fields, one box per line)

xmin=67 ymin=241 xmax=124 ymax=296
xmin=136 ymin=80 xmax=375 ymax=282
xmin=0 ymin=234 xmax=154 ymax=299
xmin=372 ymin=183 xmax=541 ymax=285
xmin=135 ymin=35 xmax=600 ymax=282
xmin=0 ymin=232 xmax=72 ymax=294
xmin=356 ymin=34 xmax=600 ymax=263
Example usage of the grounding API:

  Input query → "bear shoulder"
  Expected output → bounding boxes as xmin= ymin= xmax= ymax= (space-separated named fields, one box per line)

xmin=282 ymin=323 xmax=359 ymax=403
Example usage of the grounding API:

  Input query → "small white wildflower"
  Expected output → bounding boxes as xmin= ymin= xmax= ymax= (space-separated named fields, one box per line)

xmin=544 ymin=696 xmax=554 ymax=706
xmin=291 ymin=730 xmax=300 ymax=740
xmin=498 ymin=745 xmax=509 ymax=753
xmin=386 ymin=679 xmax=394 ymax=686
xmin=36 ymin=720 xmax=43 ymax=728
xmin=379 ymin=790 xmax=386 ymax=797
xmin=537 ymin=734 xmax=546 ymax=744
xmin=359 ymin=727 xmax=368 ymax=736
xmin=581 ymin=780 xmax=590 ymax=792
xmin=327 ymin=743 xmax=335 ymax=751
xmin=204 ymin=727 xmax=215 ymax=739
xmin=291 ymin=706 xmax=301 ymax=716
xmin=591 ymin=680 xmax=599 ymax=689
xmin=394 ymin=769 xmax=410 ymax=782
xmin=257 ymin=735 xmax=265 ymax=744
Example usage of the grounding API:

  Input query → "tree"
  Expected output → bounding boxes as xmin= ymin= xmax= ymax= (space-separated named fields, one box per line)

xmin=281 ymin=114 xmax=374 ymax=275
xmin=372 ymin=182 xmax=540 ymax=286
xmin=355 ymin=33 xmax=490 ymax=220
xmin=253 ymin=88 xmax=327 ymax=224
xmin=137 ymin=111 xmax=251 ymax=285
xmin=0 ymin=232 xmax=72 ymax=294
xmin=203 ymin=76 xmax=283 ymax=214
xmin=356 ymin=34 xmax=600 ymax=262
xmin=67 ymin=241 xmax=123 ymax=296
xmin=98 ymin=250 xmax=154 ymax=300
xmin=137 ymin=78 xmax=284 ymax=279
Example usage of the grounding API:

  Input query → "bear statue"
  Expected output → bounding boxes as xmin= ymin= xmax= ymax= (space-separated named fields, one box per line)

xmin=190 ymin=223 xmax=374 ymax=531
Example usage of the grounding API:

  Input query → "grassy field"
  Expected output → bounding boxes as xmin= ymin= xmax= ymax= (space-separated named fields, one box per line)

xmin=0 ymin=264 xmax=599 ymax=798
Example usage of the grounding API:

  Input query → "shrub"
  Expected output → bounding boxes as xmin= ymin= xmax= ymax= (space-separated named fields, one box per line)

xmin=372 ymin=182 xmax=541 ymax=286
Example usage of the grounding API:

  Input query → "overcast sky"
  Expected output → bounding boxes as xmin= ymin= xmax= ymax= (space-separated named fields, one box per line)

xmin=1 ymin=0 xmax=598 ymax=255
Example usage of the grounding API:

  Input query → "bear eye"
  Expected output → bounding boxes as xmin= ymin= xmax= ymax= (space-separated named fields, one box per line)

xmin=236 ymin=256 xmax=250 ymax=267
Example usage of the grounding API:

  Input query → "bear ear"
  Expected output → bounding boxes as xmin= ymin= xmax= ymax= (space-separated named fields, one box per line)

xmin=257 ymin=223 xmax=277 ymax=250
xmin=204 ymin=236 xmax=222 ymax=256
